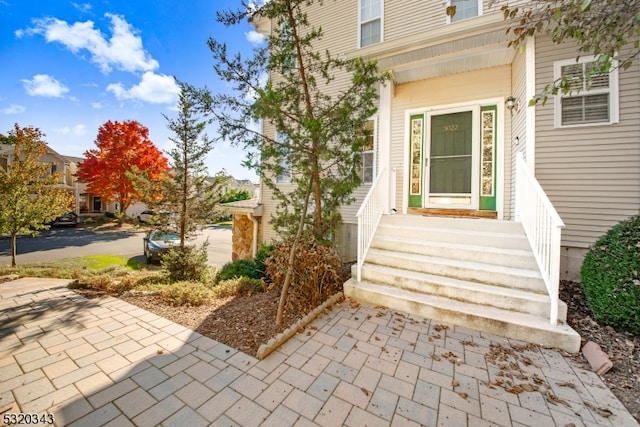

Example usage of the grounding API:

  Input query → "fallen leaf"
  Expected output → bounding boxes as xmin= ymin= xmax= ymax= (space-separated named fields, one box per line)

xmin=458 ymin=392 xmax=469 ymax=399
xmin=557 ymin=382 xmax=576 ymax=389
xmin=374 ymin=336 xmax=381 ymax=341
xmin=507 ymin=385 xmax=523 ymax=394
xmin=434 ymin=324 xmax=449 ymax=332
xmin=361 ymin=387 xmax=369 ymax=396
xmin=452 ymin=380 xmax=460 ymax=387
xmin=431 ymin=353 xmax=442 ymax=362
xmin=585 ymin=401 xmax=613 ymax=418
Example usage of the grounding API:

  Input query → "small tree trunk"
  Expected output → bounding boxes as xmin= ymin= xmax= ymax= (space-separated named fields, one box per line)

xmin=276 ymin=180 xmax=314 ymax=327
xmin=10 ymin=233 xmax=17 ymax=267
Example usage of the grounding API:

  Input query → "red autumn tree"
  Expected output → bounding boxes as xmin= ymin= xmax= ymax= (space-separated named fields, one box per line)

xmin=77 ymin=120 xmax=168 ymax=213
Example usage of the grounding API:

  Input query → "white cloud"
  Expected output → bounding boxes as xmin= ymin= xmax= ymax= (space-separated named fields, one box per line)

xmin=91 ymin=102 xmax=104 ymax=109
xmin=106 ymin=71 xmax=179 ymax=104
xmin=2 ymin=104 xmax=26 ymax=114
xmin=23 ymin=14 xmax=158 ymax=74
xmin=72 ymin=3 xmax=92 ymax=13
xmin=55 ymin=124 xmax=87 ymax=136
xmin=21 ymin=74 xmax=69 ymax=98
xmin=245 ymin=30 xmax=265 ymax=45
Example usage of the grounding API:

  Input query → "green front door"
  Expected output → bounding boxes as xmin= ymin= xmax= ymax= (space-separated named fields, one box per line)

xmin=407 ymin=107 xmax=498 ymax=210
xmin=427 ymin=111 xmax=473 ymax=206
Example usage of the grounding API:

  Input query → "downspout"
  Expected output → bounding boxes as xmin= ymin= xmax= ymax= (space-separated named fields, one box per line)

xmin=247 ymin=212 xmax=259 ymax=259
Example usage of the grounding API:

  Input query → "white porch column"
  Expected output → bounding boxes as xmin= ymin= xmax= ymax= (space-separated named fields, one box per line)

xmin=379 ymin=81 xmax=393 ymax=213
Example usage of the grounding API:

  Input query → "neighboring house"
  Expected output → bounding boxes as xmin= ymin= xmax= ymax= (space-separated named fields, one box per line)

xmin=247 ymin=1 xmax=639 ymax=352
xmin=216 ymin=175 xmax=259 ymax=199
xmin=64 ymin=155 xmax=111 ymax=216
xmin=1 ymin=144 xmax=80 ymax=213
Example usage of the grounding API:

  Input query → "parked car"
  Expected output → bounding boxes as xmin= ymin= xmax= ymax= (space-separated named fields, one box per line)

xmin=143 ymin=230 xmax=189 ymax=264
xmin=51 ymin=212 xmax=78 ymax=227
xmin=137 ymin=210 xmax=155 ymax=223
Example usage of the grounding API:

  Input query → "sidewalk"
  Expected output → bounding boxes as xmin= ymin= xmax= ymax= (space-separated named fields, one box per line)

xmin=1 ymin=277 xmax=638 ymax=426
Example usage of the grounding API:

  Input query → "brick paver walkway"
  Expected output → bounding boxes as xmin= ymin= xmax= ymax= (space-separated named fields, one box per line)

xmin=1 ymin=277 xmax=638 ymax=426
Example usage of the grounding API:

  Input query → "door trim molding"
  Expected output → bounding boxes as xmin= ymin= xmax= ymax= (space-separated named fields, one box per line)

xmin=402 ymin=97 xmax=505 ymax=218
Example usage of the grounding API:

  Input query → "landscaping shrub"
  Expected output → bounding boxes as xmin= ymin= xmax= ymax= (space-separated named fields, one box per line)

xmin=215 ymin=259 xmax=261 ymax=283
xmin=159 ymin=281 xmax=214 ymax=306
xmin=580 ymin=215 xmax=640 ymax=335
xmin=265 ymin=236 xmax=343 ymax=312
xmin=161 ymin=243 xmax=210 ymax=283
xmin=213 ymin=277 xmax=264 ymax=298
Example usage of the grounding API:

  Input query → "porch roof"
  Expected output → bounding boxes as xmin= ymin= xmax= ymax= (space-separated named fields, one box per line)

xmin=349 ymin=14 xmax=516 ymax=84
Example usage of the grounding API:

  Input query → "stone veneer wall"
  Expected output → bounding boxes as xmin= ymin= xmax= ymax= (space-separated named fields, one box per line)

xmin=231 ymin=214 xmax=260 ymax=261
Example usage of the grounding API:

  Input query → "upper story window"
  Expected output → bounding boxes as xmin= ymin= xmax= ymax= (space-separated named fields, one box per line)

xmin=449 ymin=0 xmax=481 ymax=23
xmin=280 ymin=21 xmax=297 ymax=73
xmin=275 ymin=133 xmax=292 ymax=183
xmin=357 ymin=119 xmax=376 ymax=184
xmin=553 ymin=56 xmax=619 ymax=127
xmin=359 ymin=0 xmax=382 ymax=48
xmin=50 ymin=163 xmax=57 ymax=175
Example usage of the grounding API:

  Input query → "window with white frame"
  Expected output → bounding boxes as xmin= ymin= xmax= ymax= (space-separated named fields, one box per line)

xmin=554 ymin=57 xmax=619 ymax=127
xmin=357 ymin=120 xmax=376 ymax=184
xmin=275 ymin=133 xmax=292 ymax=183
xmin=449 ymin=0 xmax=481 ymax=23
xmin=280 ymin=21 xmax=296 ymax=73
xmin=359 ymin=0 xmax=382 ymax=48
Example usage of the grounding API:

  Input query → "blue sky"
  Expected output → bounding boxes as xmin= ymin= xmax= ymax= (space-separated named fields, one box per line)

xmin=0 ymin=1 xmax=264 ymax=182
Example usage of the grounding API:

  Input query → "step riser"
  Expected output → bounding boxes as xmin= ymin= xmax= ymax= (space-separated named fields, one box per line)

xmin=382 ymin=215 xmax=525 ymax=234
xmin=375 ymin=225 xmax=532 ymax=251
xmin=344 ymin=280 xmax=580 ymax=353
xmin=359 ymin=266 xmax=567 ymax=321
xmin=371 ymin=238 xmax=539 ymax=270
xmin=366 ymin=251 xmax=544 ymax=293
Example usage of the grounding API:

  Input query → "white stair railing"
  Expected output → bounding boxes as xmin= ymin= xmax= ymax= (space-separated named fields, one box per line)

xmin=515 ymin=152 xmax=565 ymax=325
xmin=356 ymin=167 xmax=388 ymax=282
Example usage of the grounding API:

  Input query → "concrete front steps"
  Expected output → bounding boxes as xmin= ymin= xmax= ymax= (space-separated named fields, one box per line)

xmin=344 ymin=214 xmax=581 ymax=353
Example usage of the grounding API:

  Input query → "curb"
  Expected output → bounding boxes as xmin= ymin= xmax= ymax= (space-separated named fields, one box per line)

xmin=256 ymin=292 xmax=344 ymax=360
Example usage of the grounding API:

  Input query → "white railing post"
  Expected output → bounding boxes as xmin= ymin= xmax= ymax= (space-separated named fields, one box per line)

xmin=515 ymin=152 xmax=564 ymax=325
xmin=356 ymin=167 xmax=388 ymax=282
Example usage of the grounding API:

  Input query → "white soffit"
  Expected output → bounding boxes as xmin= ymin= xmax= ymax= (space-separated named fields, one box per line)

xmin=376 ymin=28 xmax=516 ymax=84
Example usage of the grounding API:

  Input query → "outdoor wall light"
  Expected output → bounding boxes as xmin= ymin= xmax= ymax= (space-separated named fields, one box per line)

xmin=506 ymin=96 xmax=520 ymax=113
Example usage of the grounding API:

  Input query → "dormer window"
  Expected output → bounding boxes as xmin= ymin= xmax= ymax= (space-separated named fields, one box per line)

xmin=359 ymin=0 xmax=382 ymax=48
xmin=449 ymin=0 xmax=481 ymax=23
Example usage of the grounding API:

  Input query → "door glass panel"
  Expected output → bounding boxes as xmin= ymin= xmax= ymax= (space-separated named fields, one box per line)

xmin=410 ymin=117 xmax=423 ymax=195
xmin=429 ymin=111 xmax=472 ymax=197
xmin=481 ymin=109 xmax=495 ymax=196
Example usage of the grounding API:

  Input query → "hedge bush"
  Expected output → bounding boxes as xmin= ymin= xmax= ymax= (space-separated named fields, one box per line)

xmin=580 ymin=215 xmax=640 ymax=335
xmin=215 ymin=259 xmax=261 ymax=283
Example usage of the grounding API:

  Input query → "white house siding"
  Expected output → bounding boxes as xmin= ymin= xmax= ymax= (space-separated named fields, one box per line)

xmin=534 ymin=36 xmax=640 ymax=276
xmin=389 ymin=65 xmax=513 ymax=212
xmin=508 ymin=46 xmax=528 ymax=220
xmin=383 ymin=0 xmax=528 ymax=43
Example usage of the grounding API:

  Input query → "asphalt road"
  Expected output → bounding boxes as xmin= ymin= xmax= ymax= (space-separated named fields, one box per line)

xmin=0 ymin=225 xmax=232 ymax=267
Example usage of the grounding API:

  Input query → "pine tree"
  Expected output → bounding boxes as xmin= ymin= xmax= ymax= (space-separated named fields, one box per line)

xmin=196 ymin=0 xmax=387 ymax=324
